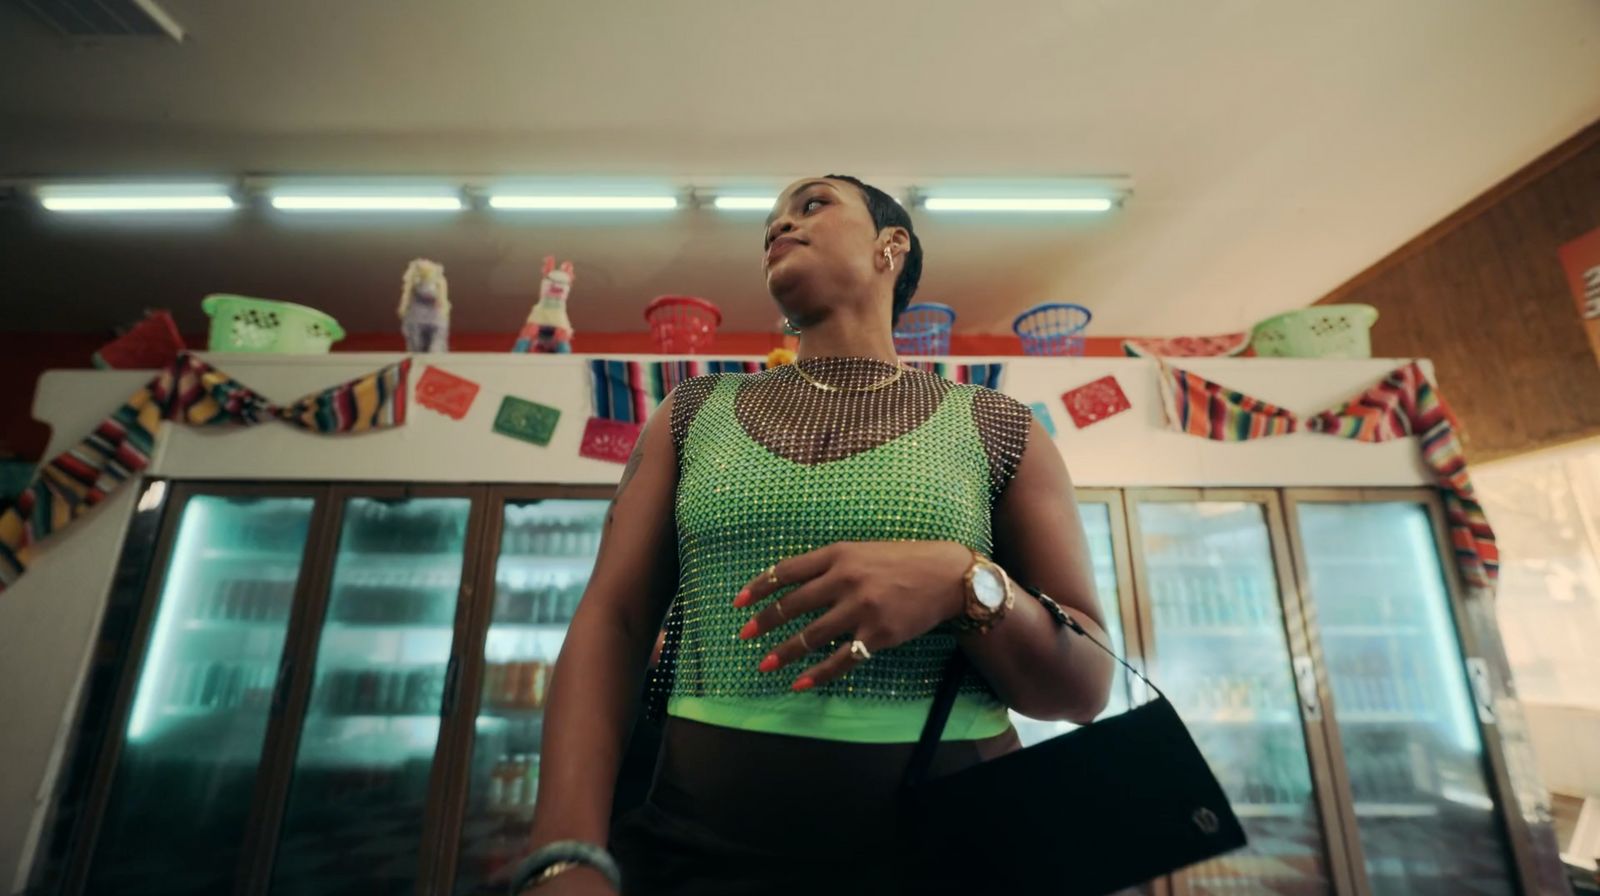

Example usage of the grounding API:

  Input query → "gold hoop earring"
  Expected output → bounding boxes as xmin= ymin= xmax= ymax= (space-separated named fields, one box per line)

xmin=884 ymin=246 xmax=895 ymax=272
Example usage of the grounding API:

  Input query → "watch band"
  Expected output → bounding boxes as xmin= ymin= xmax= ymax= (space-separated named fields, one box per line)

xmin=510 ymin=840 xmax=622 ymax=893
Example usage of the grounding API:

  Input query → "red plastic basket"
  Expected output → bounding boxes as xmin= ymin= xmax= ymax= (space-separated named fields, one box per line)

xmin=643 ymin=296 xmax=722 ymax=354
xmin=93 ymin=310 xmax=186 ymax=369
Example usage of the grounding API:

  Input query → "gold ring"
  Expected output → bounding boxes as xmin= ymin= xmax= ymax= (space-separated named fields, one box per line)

xmin=798 ymin=631 xmax=812 ymax=652
xmin=849 ymin=640 xmax=872 ymax=662
xmin=765 ymin=565 xmax=780 ymax=587
xmin=773 ymin=597 xmax=787 ymax=622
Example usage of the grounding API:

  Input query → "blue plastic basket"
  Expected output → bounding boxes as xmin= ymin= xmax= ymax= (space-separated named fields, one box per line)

xmin=1012 ymin=303 xmax=1092 ymax=356
xmin=893 ymin=303 xmax=956 ymax=356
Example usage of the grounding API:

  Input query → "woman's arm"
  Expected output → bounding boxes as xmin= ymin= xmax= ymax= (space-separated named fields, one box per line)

xmin=962 ymin=415 xmax=1115 ymax=723
xmin=525 ymin=393 xmax=681 ymax=853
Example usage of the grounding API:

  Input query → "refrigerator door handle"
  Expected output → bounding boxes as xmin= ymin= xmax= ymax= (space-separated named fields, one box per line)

xmin=1465 ymin=657 xmax=1497 ymax=725
xmin=271 ymin=658 xmax=294 ymax=717
xmin=441 ymin=654 xmax=462 ymax=717
xmin=1292 ymin=656 xmax=1321 ymax=720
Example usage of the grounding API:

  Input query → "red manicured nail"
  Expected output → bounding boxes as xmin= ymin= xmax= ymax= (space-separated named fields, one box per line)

xmin=792 ymin=676 xmax=815 ymax=692
xmin=758 ymin=654 xmax=780 ymax=673
xmin=739 ymin=619 xmax=758 ymax=640
xmin=733 ymin=588 xmax=751 ymax=608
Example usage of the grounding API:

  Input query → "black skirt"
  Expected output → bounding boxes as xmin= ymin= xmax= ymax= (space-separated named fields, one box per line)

xmin=609 ymin=716 xmax=1020 ymax=896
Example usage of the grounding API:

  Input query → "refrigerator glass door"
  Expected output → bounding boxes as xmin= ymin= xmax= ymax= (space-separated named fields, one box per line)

xmin=1136 ymin=500 xmax=1334 ymax=896
xmin=1296 ymin=501 xmax=1516 ymax=896
xmin=1011 ymin=500 xmax=1146 ymax=895
xmin=453 ymin=499 xmax=607 ymax=895
xmin=269 ymin=496 xmax=471 ymax=895
xmin=1011 ymin=500 xmax=1135 ymax=743
xmin=87 ymin=495 xmax=315 ymax=896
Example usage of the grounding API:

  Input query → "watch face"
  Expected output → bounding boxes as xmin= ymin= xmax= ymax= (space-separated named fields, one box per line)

xmin=972 ymin=566 xmax=1006 ymax=611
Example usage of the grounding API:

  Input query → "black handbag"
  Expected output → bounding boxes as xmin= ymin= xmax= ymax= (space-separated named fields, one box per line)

xmin=898 ymin=584 xmax=1247 ymax=895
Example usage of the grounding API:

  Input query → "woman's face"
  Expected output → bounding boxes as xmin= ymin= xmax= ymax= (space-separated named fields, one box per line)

xmin=763 ymin=177 xmax=883 ymax=320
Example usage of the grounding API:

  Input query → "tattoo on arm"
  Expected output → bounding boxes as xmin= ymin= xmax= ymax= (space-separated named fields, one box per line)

xmin=616 ymin=442 xmax=646 ymax=498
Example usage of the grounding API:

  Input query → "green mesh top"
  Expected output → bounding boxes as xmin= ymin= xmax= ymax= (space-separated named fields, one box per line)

xmin=647 ymin=356 xmax=1034 ymax=744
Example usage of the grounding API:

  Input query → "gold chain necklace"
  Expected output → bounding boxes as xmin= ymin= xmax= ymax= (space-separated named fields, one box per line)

xmin=791 ymin=359 xmax=908 ymax=393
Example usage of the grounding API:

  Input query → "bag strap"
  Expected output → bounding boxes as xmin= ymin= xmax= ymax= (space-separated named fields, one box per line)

xmin=902 ymin=581 xmax=1163 ymax=789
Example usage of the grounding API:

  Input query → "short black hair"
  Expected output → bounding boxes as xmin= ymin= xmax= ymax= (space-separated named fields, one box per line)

xmin=825 ymin=174 xmax=923 ymax=324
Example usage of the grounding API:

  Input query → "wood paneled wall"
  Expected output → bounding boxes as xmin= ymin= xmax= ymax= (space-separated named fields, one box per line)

xmin=1318 ymin=120 xmax=1600 ymax=462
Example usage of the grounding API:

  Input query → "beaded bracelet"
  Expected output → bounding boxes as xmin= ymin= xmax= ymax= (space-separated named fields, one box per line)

xmin=510 ymin=840 xmax=622 ymax=893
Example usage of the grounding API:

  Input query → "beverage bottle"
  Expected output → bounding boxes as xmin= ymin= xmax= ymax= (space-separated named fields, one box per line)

xmin=514 ymin=662 xmax=531 ymax=708
xmin=502 ymin=661 xmax=523 ymax=707
xmin=246 ymin=580 xmax=263 ymax=621
xmin=529 ymin=662 xmax=548 ymax=710
xmin=506 ymin=754 xmax=527 ymax=807
xmin=200 ymin=663 xmax=221 ymax=707
xmin=487 ymin=755 xmax=507 ymax=812
xmin=524 ymin=754 xmax=540 ymax=808
xmin=484 ymin=662 xmax=503 ymax=706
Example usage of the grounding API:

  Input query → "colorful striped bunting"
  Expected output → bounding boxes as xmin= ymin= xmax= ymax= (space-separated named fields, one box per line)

xmin=0 ymin=353 xmax=410 ymax=595
xmin=1157 ymin=364 xmax=1298 ymax=440
xmin=903 ymin=361 xmax=1005 ymax=390
xmin=588 ymin=359 xmax=770 ymax=423
xmin=1307 ymin=362 xmax=1496 ymax=588
xmin=1157 ymin=361 xmax=1497 ymax=590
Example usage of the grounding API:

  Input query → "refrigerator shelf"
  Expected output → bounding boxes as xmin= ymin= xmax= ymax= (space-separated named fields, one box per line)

xmin=322 ymin=712 xmax=442 ymax=720
xmin=485 ymin=622 xmax=570 ymax=634
xmin=1336 ymin=710 xmax=1439 ymax=724
xmin=1233 ymin=802 xmax=1310 ymax=818
xmin=180 ymin=618 xmax=291 ymax=631
xmin=1188 ymin=714 xmax=1304 ymax=726
xmin=1352 ymin=802 xmax=1440 ymax=818
xmin=321 ymin=622 xmax=456 ymax=632
xmin=197 ymin=547 xmax=305 ymax=562
xmin=1321 ymin=624 xmax=1424 ymax=637
xmin=496 ymin=554 xmax=597 ymax=569
xmin=1156 ymin=625 xmax=1280 ymax=638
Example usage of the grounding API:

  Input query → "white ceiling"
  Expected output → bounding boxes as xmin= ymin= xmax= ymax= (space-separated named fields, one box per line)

xmin=2 ymin=0 xmax=1599 ymax=338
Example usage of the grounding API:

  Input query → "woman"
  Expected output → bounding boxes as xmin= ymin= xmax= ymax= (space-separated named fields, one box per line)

xmin=516 ymin=176 xmax=1115 ymax=895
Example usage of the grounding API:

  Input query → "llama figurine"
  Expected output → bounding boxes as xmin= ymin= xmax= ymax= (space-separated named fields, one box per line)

xmin=398 ymin=258 xmax=450 ymax=353
xmin=512 ymin=256 xmax=575 ymax=353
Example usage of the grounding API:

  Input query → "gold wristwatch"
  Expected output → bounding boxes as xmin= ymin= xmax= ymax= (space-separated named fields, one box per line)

xmin=954 ymin=548 xmax=1014 ymax=634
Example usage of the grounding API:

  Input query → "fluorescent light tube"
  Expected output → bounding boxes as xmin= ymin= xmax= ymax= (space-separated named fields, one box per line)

xmin=489 ymin=195 xmax=678 ymax=211
xmin=270 ymin=194 xmax=463 ymax=212
xmin=712 ymin=196 xmax=777 ymax=211
xmin=39 ymin=183 xmax=236 ymax=213
xmin=922 ymin=197 xmax=1114 ymax=213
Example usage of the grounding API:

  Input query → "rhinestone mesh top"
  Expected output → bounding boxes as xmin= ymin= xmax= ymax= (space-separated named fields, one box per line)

xmin=647 ymin=356 xmax=1034 ymax=743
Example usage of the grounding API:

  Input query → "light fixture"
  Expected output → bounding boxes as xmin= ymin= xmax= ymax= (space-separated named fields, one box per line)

xmin=489 ymin=195 xmax=678 ymax=211
xmin=38 ymin=183 xmax=236 ymax=213
xmin=268 ymin=184 xmax=463 ymax=212
xmin=711 ymin=196 xmax=778 ymax=211
xmin=915 ymin=178 xmax=1130 ymax=215
xmin=923 ymin=197 xmax=1115 ymax=213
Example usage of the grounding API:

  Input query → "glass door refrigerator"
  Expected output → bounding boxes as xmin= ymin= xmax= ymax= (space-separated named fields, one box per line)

xmin=1285 ymin=489 xmax=1535 ymax=896
xmin=438 ymin=487 xmax=613 ymax=896
xmin=67 ymin=485 xmax=327 ymax=896
xmin=253 ymin=486 xmax=486 ymax=896
xmin=1010 ymin=489 xmax=1160 ymax=896
xmin=1126 ymin=490 xmax=1355 ymax=896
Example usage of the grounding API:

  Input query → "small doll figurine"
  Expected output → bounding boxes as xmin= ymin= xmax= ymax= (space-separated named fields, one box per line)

xmin=512 ymin=256 xmax=576 ymax=353
xmin=398 ymin=258 xmax=450 ymax=353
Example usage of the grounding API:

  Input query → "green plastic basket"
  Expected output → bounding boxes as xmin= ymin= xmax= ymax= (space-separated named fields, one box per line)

xmin=201 ymin=294 xmax=345 ymax=354
xmin=1249 ymin=304 xmax=1379 ymax=359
